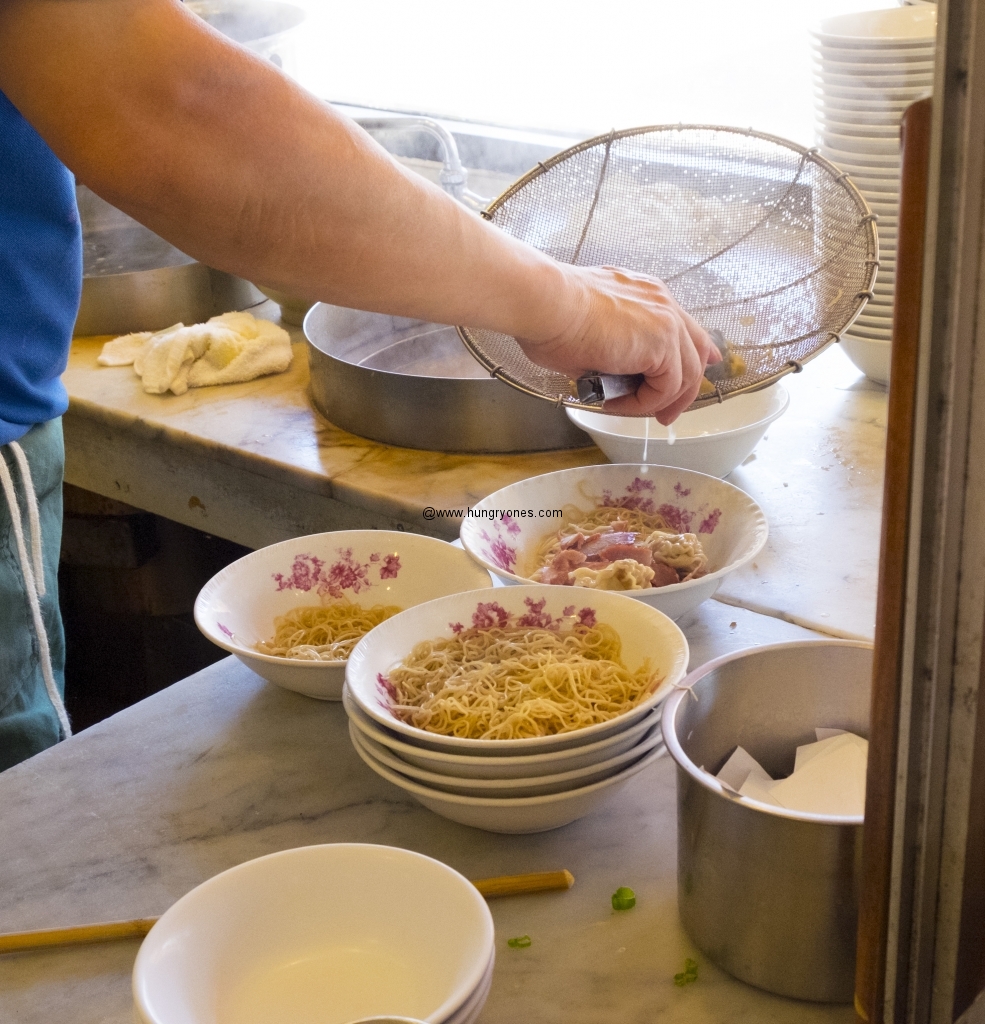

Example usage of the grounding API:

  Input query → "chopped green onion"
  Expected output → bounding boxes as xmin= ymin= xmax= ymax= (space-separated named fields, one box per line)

xmin=674 ymin=958 xmax=699 ymax=986
xmin=507 ymin=935 xmax=532 ymax=949
xmin=611 ymin=886 xmax=636 ymax=911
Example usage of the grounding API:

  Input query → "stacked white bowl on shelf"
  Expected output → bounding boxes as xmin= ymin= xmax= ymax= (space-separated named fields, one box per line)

xmin=813 ymin=5 xmax=936 ymax=385
xmin=344 ymin=585 xmax=689 ymax=834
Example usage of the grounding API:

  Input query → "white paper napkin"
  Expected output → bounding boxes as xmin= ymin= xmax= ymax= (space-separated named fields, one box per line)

xmin=716 ymin=730 xmax=868 ymax=817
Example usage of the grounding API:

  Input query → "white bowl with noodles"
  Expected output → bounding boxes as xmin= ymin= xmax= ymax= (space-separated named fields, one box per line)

xmin=132 ymin=844 xmax=494 ymax=1024
xmin=566 ymin=384 xmax=789 ymax=478
xmin=349 ymin=718 xmax=665 ymax=797
xmin=344 ymin=687 xmax=664 ymax=778
xmin=351 ymin=731 xmax=667 ymax=833
xmin=458 ymin=464 xmax=767 ymax=621
xmin=344 ymin=584 xmax=689 ymax=755
xmin=194 ymin=531 xmax=493 ymax=700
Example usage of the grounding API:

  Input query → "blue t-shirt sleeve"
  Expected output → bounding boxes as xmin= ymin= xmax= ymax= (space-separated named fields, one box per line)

xmin=0 ymin=89 xmax=82 ymax=446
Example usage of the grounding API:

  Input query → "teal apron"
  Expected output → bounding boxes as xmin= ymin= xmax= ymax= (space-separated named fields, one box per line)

xmin=0 ymin=420 xmax=68 ymax=770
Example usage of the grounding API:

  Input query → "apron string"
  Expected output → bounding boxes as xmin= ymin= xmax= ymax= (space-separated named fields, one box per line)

xmin=0 ymin=442 xmax=71 ymax=739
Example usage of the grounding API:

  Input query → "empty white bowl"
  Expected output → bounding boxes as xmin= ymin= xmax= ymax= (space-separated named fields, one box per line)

xmin=459 ymin=464 xmax=767 ymax=621
xmin=821 ymin=120 xmax=900 ymax=139
xmin=132 ymin=844 xmax=495 ymax=1024
xmin=345 ymin=584 xmax=689 ymax=754
xmin=817 ymin=59 xmax=935 ymax=78
xmin=344 ymin=687 xmax=664 ymax=778
xmin=815 ymin=5 xmax=936 ymax=44
xmin=856 ymin=309 xmax=894 ymax=324
xmin=822 ymin=133 xmax=901 ymax=156
xmin=822 ymin=146 xmax=901 ymax=165
xmin=352 ymin=735 xmax=666 ymax=833
xmin=195 ymin=531 xmax=492 ymax=700
xmin=350 ymin=719 xmax=665 ymax=797
xmin=850 ymin=328 xmax=893 ymax=345
xmin=816 ymin=72 xmax=933 ymax=90
xmin=565 ymin=384 xmax=788 ymax=479
xmin=815 ymin=88 xmax=917 ymax=104
xmin=815 ymin=105 xmax=912 ymax=123
xmin=852 ymin=180 xmax=902 ymax=197
xmin=856 ymin=314 xmax=894 ymax=326
xmin=812 ymin=45 xmax=934 ymax=62
xmin=841 ymin=335 xmax=891 ymax=384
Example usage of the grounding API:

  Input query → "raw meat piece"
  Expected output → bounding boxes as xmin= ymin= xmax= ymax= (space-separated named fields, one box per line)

xmin=580 ymin=532 xmax=638 ymax=560
xmin=650 ymin=562 xmax=680 ymax=588
xmin=531 ymin=548 xmax=588 ymax=586
xmin=597 ymin=543 xmax=654 ymax=566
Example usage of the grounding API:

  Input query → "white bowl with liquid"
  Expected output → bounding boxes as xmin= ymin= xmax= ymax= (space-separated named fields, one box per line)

xmin=132 ymin=844 xmax=494 ymax=1024
xmin=566 ymin=384 xmax=789 ymax=478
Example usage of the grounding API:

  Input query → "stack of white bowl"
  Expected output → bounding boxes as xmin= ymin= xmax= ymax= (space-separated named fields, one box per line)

xmin=812 ymin=5 xmax=936 ymax=385
xmin=344 ymin=585 xmax=690 ymax=833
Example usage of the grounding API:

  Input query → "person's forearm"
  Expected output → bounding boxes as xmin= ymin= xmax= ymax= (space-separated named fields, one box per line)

xmin=0 ymin=0 xmax=576 ymax=342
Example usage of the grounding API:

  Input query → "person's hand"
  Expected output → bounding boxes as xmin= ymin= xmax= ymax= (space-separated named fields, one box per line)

xmin=516 ymin=265 xmax=721 ymax=424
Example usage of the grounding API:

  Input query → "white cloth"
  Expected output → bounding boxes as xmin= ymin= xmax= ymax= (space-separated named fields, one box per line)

xmin=98 ymin=311 xmax=293 ymax=395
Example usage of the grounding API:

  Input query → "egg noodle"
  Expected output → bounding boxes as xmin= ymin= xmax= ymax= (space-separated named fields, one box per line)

xmin=385 ymin=621 xmax=657 ymax=740
xmin=256 ymin=601 xmax=401 ymax=662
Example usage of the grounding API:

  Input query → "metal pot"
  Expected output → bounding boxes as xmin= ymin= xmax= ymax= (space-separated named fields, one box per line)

xmin=305 ymin=304 xmax=591 ymax=453
xmin=661 ymin=640 xmax=872 ymax=1003
xmin=74 ymin=187 xmax=263 ymax=337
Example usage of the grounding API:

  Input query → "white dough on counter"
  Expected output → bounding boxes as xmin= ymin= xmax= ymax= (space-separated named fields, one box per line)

xmin=97 ymin=311 xmax=292 ymax=395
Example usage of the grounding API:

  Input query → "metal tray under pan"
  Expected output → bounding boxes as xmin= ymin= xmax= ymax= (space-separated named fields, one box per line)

xmin=305 ymin=304 xmax=591 ymax=453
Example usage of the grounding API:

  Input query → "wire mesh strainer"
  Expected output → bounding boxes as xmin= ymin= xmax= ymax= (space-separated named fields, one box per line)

xmin=457 ymin=125 xmax=879 ymax=410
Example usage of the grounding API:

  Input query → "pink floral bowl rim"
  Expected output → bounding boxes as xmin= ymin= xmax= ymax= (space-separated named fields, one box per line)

xmin=344 ymin=584 xmax=690 ymax=755
xmin=193 ymin=530 xmax=494 ymax=670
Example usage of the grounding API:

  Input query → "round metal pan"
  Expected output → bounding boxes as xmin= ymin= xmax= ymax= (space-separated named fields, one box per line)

xmin=74 ymin=187 xmax=264 ymax=336
xmin=305 ymin=303 xmax=591 ymax=453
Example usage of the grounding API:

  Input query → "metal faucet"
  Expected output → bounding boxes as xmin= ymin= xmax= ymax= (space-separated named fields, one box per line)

xmin=355 ymin=116 xmax=492 ymax=212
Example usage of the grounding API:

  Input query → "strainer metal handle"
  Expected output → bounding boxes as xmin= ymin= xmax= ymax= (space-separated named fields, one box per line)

xmin=575 ymin=373 xmax=643 ymax=403
xmin=573 ymin=329 xmax=729 ymax=406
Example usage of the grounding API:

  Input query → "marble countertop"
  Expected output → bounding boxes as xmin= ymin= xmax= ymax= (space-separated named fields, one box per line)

xmin=63 ymin=309 xmax=886 ymax=638
xmin=0 ymin=600 xmax=856 ymax=1024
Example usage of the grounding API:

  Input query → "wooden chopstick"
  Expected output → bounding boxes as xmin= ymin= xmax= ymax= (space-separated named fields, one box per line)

xmin=471 ymin=868 xmax=574 ymax=899
xmin=0 ymin=918 xmax=159 ymax=954
xmin=0 ymin=869 xmax=574 ymax=954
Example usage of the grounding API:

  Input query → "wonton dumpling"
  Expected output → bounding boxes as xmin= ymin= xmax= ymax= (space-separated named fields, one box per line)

xmin=570 ymin=559 xmax=655 ymax=591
